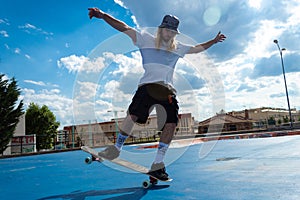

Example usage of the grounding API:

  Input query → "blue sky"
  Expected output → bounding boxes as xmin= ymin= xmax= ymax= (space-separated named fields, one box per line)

xmin=1 ymin=0 xmax=300 ymax=128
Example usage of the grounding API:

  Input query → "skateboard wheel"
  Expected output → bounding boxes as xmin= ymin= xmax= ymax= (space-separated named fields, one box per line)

xmin=142 ymin=180 xmax=150 ymax=189
xmin=85 ymin=156 xmax=93 ymax=164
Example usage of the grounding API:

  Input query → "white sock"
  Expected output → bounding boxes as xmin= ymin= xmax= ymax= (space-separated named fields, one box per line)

xmin=154 ymin=142 xmax=169 ymax=164
xmin=114 ymin=133 xmax=128 ymax=151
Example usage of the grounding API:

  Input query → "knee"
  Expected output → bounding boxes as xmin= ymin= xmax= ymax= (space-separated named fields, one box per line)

xmin=161 ymin=123 xmax=177 ymax=135
xmin=129 ymin=114 xmax=138 ymax=122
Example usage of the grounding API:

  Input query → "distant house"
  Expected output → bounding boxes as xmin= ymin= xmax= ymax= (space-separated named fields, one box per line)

xmin=63 ymin=113 xmax=195 ymax=147
xmin=3 ymin=114 xmax=36 ymax=155
xmin=198 ymin=110 xmax=254 ymax=134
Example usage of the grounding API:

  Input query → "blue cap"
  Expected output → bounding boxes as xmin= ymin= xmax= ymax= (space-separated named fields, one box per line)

xmin=159 ymin=15 xmax=180 ymax=33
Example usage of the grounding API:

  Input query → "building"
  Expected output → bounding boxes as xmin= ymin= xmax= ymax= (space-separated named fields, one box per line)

xmin=63 ymin=113 xmax=195 ymax=147
xmin=229 ymin=107 xmax=299 ymax=128
xmin=3 ymin=114 xmax=36 ymax=155
xmin=198 ymin=110 xmax=254 ymax=134
xmin=197 ymin=107 xmax=300 ymax=135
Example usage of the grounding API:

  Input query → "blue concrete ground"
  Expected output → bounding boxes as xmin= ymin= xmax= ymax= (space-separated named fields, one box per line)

xmin=1 ymin=135 xmax=300 ymax=200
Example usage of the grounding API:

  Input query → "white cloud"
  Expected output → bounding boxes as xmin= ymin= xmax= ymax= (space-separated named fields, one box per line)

xmin=69 ymin=51 xmax=143 ymax=123
xmin=100 ymin=80 xmax=120 ymax=99
xmin=72 ymin=80 xmax=107 ymax=123
xmin=57 ymin=54 xmax=106 ymax=74
xmin=0 ymin=30 xmax=9 ymax=37
xmin=108 ymin=51 xmax=143 ymax=76
xmin=22 ymin=88 xmax=73 ymax=128
xmin=24 ymin=80 xmax=46 ymax=86
xmin=225 ymin=72 xmax=300 ymax=110
xmin=0 ymin=18 xmax=10 ymax=25
xmin=18 ymin=23 xmax=53 ymax=36
xmin=248 ymin=0 xmax=262 ymax=9
xmin=114 ymin=0 xmax=127 ymax=8
xmin=14 ymin=48 xmax=21 ymax=54
xmin=23 ymin=80 xmax=59 ymax=88
xmin=4 ymin=44 xmax=9 ymax=50
xmin=25 ymin=54 xmax=31 ymax=59
xmin=74 ymin=81 xmax=98 ymax=101
xmin=285 ymin=1 xmax=300 ymax=27
xmin=244 ymin=20 xmax=284 ymax=61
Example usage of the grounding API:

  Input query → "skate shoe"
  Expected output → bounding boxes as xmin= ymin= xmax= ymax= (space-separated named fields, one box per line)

xmin=148 ymin=162 xmax=169 ymax=181
xmin=98 ymin=145 xmax=120 ymax=160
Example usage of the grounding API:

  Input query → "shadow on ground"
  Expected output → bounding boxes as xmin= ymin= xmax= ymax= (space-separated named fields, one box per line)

xmin=38 ymin=185 xmax=170 ymax=200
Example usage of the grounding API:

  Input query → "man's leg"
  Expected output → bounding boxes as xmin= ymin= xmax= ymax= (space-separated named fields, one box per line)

xmin=150 ymin=123 xmax=176 ymax=180
xmin=153 ymin=123 xmax=176 ymax=163
xmin=98 ymin=114 xmax=137 ymax=160
xmin=114 ymin=114 xmax=137 ymax=150
xmin=154 ymin=123 xmax=176 ymax=163
xmin=158 ymin=123 xmax=177 ymax=144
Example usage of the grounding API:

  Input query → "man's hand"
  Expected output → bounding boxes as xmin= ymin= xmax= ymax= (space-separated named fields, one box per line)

xmin=214 ymin=31 xmax=226 ymax=43
xmin=88 ymin=7 xmax=105 ymax=19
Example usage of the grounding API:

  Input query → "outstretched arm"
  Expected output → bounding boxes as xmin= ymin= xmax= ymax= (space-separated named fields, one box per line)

xmin=88 ymin=7 xmax=137 ymax=43
xmin=187 ymin=31 xmax=226 ymax=54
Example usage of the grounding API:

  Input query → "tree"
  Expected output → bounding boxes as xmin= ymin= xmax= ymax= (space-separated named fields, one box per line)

xmin=217 ymin=109 xmax=226 ymax=115
xmin=267 ymin=116 xmax=276 ymax=125
xmin=283 ymin=116 xmax=289 ymax=123
xmin=277 ymin=119 xmax=282 ymax=125
xmin=0 ymin=74 xmax=24 ymax=154
xmin=25 ymin=103 xmax=60 ymax=151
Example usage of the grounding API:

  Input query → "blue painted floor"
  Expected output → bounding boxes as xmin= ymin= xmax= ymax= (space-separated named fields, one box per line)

xmin=1 ymin=135 xmax=300 ymax=200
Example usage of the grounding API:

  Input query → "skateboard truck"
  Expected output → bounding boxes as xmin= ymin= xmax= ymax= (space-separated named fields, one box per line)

xmin=142 ymin=176 xmax=158 ymax=188
xmin=84 ymin=155 xmax=103 ymax=164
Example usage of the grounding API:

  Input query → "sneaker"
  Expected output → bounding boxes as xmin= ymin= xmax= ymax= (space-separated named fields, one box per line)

xmin=98 ymin=145 xmax=120 ymax=160
xmin=148 ymin=162 xmax=169 ymax=181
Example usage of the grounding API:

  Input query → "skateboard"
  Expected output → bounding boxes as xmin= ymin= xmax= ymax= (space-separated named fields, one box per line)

xmin=81 ymin=146 xmax=172 ymax=188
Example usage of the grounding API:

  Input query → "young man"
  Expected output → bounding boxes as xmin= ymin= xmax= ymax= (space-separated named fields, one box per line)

xmin=88 ymin=7 xmax=226 ymax=180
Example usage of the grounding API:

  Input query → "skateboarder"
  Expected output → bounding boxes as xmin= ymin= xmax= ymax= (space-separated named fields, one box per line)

xmin=88 ymin=7 xmax=226 ymax=181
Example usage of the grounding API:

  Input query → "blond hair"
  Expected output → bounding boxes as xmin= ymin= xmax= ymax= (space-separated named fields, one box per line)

xmin=155 ymin=28 xmax=177 ymax=51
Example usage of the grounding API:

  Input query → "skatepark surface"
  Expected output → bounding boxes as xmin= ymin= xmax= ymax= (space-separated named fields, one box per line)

xmin=1 ymin=135 xmax=300 ymax=200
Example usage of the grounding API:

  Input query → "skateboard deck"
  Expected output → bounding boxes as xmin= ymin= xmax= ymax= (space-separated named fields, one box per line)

xmin=81 ymin=146 xmax=172 ymax=188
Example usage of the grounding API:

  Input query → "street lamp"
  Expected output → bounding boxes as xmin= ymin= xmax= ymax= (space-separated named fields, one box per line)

xmin=273 ymin=39 xmax=293 ymax=129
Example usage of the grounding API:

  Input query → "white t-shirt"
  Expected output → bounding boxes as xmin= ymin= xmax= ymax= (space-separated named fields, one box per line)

xmin=135 ymin=31 xmax=192 ymax=90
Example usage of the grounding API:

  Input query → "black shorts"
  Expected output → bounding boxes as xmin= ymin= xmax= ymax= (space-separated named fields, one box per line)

xmin=128 ymin=83 xmax=179 ymax=127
